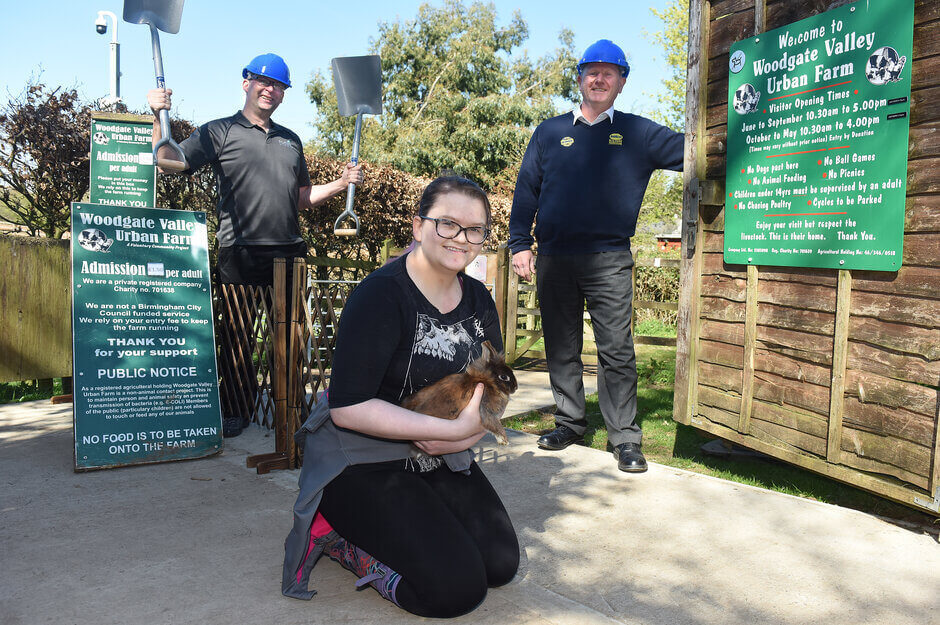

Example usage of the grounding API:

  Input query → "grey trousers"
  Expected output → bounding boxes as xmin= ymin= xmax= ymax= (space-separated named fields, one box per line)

xmin=536 ymin=250 xmax=641 ymax=446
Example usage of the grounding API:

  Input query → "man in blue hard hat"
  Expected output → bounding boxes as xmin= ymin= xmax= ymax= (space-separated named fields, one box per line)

xmin=508 ymin=39 xmax=684 ymax=472
xmin=148 ymin=53 xmax=364 ymax=437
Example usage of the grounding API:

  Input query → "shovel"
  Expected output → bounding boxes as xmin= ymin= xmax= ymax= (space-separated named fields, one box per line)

xmin=331 ymin=55 xmax=382 ymax=236
xmin=123 ymin=0 xmax=188 ymax=172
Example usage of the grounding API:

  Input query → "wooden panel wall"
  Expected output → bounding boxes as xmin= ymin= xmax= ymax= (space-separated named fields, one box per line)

xmin=675 ymin=0 xmax=940 ymax=514
xmin=0 ymin=236 xmax=72 ymax=382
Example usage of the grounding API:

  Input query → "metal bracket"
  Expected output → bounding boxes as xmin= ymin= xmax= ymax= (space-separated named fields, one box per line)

xmin=684 ymin=178 xmax=700 ymax=256
xmin=912 ymin=487 xmax=940 ymax=513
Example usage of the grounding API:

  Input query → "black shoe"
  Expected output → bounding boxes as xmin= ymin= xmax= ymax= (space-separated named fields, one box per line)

xmin=222 ymin=415 xmax=245 ymax=438
xmin=614 ymin=442 xmax=648 ymax=473
xmin=537 ymin=425 xmax=583 ymax=450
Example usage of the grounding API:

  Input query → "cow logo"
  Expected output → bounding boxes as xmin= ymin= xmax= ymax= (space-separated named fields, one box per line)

xmin=729 ymin=50 xmax=746 ymax=74
xmin=733 ymin=83 xmax=761 ymax=115
xmin=92 ymin=131 xmax=110 ymax=146
xmin=77 ymin=228 xmax=113 ymax=252
xmin=866 ymin=46 xmax=907 ymax=86
xmin=560 ymin=136 xmax=574 ymax=147
xmin=609 ymin=133 xmax=623 ymax=146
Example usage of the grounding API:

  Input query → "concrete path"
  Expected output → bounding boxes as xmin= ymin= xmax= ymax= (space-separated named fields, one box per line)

xmin=1 ymin=387 xmax=938 ymax=625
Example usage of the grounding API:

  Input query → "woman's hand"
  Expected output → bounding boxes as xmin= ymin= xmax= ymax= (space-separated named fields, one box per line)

xmin=413 ymin=430 xmax=486 ymax=456
xmin=413 ymin=383 xmax=486 ymax=454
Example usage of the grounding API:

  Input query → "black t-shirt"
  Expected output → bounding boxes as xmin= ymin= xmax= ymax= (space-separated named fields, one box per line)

xmin=328 ymin=254 xmax=503 ymax=410
xmin=180 ymin=112 xmax=312 ymax=247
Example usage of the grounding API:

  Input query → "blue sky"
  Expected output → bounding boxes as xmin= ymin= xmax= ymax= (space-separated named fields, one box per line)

xmin=2 ymin=1 xmax=677 ymax=144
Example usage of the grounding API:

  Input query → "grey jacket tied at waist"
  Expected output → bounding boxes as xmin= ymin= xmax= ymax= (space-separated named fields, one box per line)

xmin=282 ymin=393 xmax=472 ymax=599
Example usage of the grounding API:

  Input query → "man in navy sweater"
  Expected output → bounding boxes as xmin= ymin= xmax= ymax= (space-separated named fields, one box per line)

xmin=508 ymin=39 xmax=684 ymax=472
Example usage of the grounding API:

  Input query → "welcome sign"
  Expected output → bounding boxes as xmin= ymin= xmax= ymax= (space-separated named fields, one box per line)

xmin=724 ymin=0 xmax=914 ymax=271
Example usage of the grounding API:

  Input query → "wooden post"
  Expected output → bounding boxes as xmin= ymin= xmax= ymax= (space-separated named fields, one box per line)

xmin=738 ymin=265 xmax=759 ymax=433
xmin=505 ymin=265 xmax=520 ymax=364
xmin=288 ymin=258 xmax=308 ymax=469
xmin=493 ymin=245 xmax=510 ymax=345
xmin=272 ymin=259 xmax=288 ymax=456
xmin=673 ymin=0 xmax=709 ymax=425
xmin=379 ymin=238 xmax=394 ymax=265
xmin=826 ymin=269 xmax=852 ymax=463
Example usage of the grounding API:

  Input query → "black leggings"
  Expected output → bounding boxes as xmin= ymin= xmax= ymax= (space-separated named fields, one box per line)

xmin=318 ymin=459 xmax=520 ymax=618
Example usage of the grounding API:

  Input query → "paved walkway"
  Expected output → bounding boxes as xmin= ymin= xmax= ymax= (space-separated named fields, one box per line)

xmin=1 ymin=377 xmax=938 ymax=624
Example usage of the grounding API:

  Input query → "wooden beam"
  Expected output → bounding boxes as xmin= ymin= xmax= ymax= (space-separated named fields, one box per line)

xmin=673 ymin=0 xmax=710 ymax=425
xmin=493 ymin=245 xmax=510 ymax=343
xmin=738 ymin=265 xmax=759 ymax=434
xmin=272 ymin=259 xmax=288 ymax=458
xmin=827 ymin=269 xmax=852 ymax=463
xmin=505 ymin=266 xmax=520 ymax=364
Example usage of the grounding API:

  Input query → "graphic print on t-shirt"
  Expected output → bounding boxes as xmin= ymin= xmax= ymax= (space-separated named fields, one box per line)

xmin=401 ymin=313 xmax=486 ymax=398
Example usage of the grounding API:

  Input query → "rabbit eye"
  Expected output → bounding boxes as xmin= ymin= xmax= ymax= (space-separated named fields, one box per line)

xmin=498 ymin=374 xmax=510 ymax=382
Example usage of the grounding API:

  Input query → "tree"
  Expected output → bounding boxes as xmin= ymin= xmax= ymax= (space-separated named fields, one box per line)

xmin=306 ymin=0 xmax=578 ymax=190
xmin=648 ymin=0 xmax=689 ymax=132
xmin=635 ymin=0 xmax=689 ymax=250
xmin=0 ymin=84 xmax=93 ymax=238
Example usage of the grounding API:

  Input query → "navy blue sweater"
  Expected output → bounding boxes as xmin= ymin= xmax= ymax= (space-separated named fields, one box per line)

xmin=508 ymin=112 xmax=684 ymax=255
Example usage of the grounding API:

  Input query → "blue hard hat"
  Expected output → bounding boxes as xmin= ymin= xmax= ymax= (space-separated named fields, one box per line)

xmin=577 ymin=39 xmax=630 ymax=78
xmin=242 ymin=53 xmax=291 ymax=88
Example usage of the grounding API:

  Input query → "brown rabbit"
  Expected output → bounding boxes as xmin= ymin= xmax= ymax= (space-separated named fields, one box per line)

xmin=401 ymin=340 xmax=517 ymax=445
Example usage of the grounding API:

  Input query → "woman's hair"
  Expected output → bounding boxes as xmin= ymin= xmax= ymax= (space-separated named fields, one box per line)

xmin=418 ymin=175 xmax=492 ymax=225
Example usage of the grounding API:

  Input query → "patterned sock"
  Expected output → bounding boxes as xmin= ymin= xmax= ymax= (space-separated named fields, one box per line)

xmin=313 ymin=513 xmax=402 ymax=605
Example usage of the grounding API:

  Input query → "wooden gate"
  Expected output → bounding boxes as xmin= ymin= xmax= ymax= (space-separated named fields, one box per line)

xmin=675 ymin=0 xmax=939 ymax=514
xmin=224 ymin=258 xmax=360 ymax=473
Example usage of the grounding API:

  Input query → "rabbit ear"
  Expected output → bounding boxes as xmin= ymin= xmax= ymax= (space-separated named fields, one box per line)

xmin=481 ymin=340 xmax=498 ymax=361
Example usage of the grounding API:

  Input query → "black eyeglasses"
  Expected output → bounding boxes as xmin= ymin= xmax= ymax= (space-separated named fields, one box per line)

xmin=246 ymin=73 xmax=287 ymax=91
xmin=419 ymin=216 xmax=490 ymax=244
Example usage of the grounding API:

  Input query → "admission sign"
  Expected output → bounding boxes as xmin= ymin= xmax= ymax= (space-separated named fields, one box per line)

xmin=89 ymin=113 xmax=156 ymax=208
xmin=724 ymin=0 xmax=914 ymax=271
xmin=71 ymin=202 xmax=222 ymax=470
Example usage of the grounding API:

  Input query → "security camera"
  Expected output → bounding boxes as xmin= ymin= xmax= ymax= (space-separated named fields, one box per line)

xmin=95 ymin=15 xmax=107 ymax=35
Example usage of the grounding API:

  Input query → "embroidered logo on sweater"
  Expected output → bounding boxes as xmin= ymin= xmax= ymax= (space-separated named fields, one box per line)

xmin=609 ymin=133 xmax=623 ymax=146
xmin=560 ymin=136 xmax=574 ymax=147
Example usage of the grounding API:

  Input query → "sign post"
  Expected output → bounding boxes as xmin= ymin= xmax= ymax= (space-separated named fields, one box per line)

xmin=724 ymin=0 xmax=914 ymax=271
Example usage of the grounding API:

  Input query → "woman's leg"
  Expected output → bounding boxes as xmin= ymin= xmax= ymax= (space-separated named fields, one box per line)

xmin=319 ymin=464 xmax=489 ymax=618
xmin=420 ymin=461 xmax=520 ymax=587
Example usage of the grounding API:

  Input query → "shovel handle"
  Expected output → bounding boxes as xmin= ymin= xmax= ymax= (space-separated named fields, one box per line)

xmin=154 ymin=110 xmax=188 ymax=172
xmin=334 ymin=113 xmax=364 ymax=237
xmin=333 ymin=201 xmax=360 ymax=237
xmin=149 ymin=24 xmax=188 ymax=173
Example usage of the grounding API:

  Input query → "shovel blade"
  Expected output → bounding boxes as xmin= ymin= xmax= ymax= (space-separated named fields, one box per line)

xmin=331 ymin=55 xmax=383 ymax=117
xmin=123 ymin=0 xmax=185 ymax=34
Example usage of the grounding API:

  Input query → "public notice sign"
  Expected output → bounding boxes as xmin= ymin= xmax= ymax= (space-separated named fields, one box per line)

xmin=71 ymin=202 xmax=221 ymax=470
xmin=724 ymin=0 xmax=914 ymax=271
xmin=89 ymin=113 xmax=156 ymax=208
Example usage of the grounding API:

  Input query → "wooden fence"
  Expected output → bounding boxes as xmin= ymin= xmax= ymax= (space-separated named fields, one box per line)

xmin=493 ymin=246 xmax=681 ymax=365
xmin=0 ymin=236 xmax=71 ymax=383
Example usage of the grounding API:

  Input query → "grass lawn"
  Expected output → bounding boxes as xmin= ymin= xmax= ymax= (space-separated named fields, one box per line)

xmin=506 ymin=345 xmax=938 ymax=530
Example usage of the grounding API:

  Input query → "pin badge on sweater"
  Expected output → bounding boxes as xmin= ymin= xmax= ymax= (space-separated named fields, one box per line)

xmin=609 ymin=133 xmax=623 ymax=146
xmin=560 ymin=136 xmax=574 ymax=146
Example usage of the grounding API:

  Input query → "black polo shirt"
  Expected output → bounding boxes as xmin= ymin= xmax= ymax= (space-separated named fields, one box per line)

xmin=180 ymin=111 xmax=312 ymax=247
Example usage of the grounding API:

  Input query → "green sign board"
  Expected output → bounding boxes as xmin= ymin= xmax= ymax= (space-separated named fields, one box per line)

xmin=89 ymin=113 xmax=156 ymax=208
xmin=71 ymin=202 xmax=221 ymax=470
xmin=724 ymin=0 xmax=913 ymax=271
